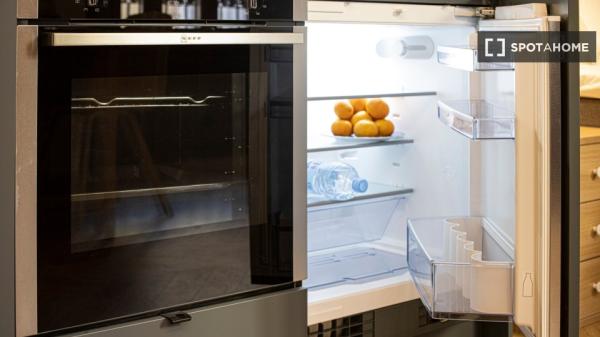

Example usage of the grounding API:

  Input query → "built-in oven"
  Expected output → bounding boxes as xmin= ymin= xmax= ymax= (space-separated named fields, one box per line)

xmin=14 ymin=25 xmax=306 ymax=336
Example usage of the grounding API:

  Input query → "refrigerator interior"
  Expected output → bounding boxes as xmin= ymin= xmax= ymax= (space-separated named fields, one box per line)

xmin=306 ymin=18 xmax=517 ymax=324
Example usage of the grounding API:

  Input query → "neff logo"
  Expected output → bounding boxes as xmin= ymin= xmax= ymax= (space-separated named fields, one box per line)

xmin=180 ymin=34 xmax=203 ymax=43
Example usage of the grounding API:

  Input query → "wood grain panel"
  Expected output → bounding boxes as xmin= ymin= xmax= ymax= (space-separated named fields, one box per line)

xmin=580 ymin=257 xmax=600 ymax=322
xmin=581 ymin=144 xmax=600 ymax=203
xmin=15 ymin=25 xmax=38 ymax=337
xmin=581 ymin=321 xmax=600 ymax=337
xmin=582 ymin=312 xmax=600 ymax=332
xmin=581 ymin=201 xmax=600 ymax=261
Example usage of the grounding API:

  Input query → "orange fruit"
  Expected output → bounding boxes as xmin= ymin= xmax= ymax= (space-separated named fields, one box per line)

xmin=334 ymin=101 xmax=354 ymax=120
xmin=331 ymin=119 xmax=353 ymax=136
xmin=349 ymin=98 xmax=367 ymax=112
xmin=366 ymin=99 xmax=390 ymax=119
xmin=375 ymin=119 xmax=395 ymax=136
xmin=350 ymin=111 xmax=372 ymax=125
xmin=353 ymin=120 xmax=379 ymax=137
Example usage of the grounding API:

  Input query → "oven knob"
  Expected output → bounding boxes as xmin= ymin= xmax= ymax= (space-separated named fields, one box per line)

xmin=87 ymin=0 xmax=99 ymax=6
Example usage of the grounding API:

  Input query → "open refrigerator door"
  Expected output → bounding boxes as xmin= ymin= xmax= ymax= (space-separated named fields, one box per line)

xmin=305 ymin=3 xmax=560 ymax=337
xmin=474 ymin=15 xmax=561 ymax=337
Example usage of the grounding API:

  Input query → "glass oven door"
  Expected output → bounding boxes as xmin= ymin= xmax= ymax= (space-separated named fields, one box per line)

xmin=36 ymin=27 xmax=305 ymax=333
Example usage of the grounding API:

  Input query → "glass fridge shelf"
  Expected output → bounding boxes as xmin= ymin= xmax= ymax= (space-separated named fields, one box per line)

xmin=437 ymin=46 xmax=514 ymax=72
xmin=437 ymin=100 xmax=515 ymax=140
xmin=307 ymin=183 xmax=413 ymax=208
xmin=305 ymin=247 xmax=407 ymax=289
xmin=308 ymin=136 xmax=413 ymax=153
xmin=307 ymin=91 xmax=437 ymax=101
xmin=407 ymin=217 xmax=514 ymax=322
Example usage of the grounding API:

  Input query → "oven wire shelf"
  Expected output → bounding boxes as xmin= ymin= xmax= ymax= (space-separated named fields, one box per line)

xmin=71 ymin=96 xmax=225 ymax=109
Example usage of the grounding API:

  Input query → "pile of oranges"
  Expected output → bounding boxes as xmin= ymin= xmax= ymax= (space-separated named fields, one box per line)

xmin=331 ymin=98 xmax=395 ymax=137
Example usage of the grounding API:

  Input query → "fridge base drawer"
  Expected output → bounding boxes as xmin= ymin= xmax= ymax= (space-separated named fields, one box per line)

xmin=62 ymin=288 xmax=307 ymax=337
xmin=407 ymin=217 xmax=514 ymax=322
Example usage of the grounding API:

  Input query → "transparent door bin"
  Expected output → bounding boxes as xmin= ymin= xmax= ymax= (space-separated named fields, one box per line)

xmin=305 ymin=247 xmax=407 ymax=289
xmin=437 ymin=100 xmax=515 ymax=140
xmin=308 ymin=195 xmax=402 ymax=252
xmin=437 ymin=46 xmax=514 ymax=72
xmin=407 ymin=217 xmax=514 ymax=321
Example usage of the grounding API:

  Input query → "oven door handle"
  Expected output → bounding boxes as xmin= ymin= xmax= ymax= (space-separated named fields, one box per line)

xmin=45 ymin=32 xmax=305 ymax=47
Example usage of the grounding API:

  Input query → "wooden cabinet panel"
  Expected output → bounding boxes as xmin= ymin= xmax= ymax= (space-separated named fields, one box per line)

xmin=581 ymin=201 xmax=600 ymax=261
xmin=580 ymin=257 xmax=600 ymax=322
xmin=581 ymin=144 xmax=600 ymax=203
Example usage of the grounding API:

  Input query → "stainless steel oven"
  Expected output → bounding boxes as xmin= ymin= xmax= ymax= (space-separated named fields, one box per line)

xmin=14 ymin=24 xmax=306 ymax=336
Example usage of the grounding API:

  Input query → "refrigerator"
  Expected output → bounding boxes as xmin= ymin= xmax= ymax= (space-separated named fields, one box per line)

xmin=304 ymin=2 xmax=561 ymax=337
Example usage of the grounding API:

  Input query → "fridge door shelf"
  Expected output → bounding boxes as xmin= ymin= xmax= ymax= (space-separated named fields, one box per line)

xmin=437 ymin=46 xmax=514 ymax=72
xmin=437 ymin=100 xmax=515 ymax=140
xmin=308 ymin=193 xmax=406 ymax=252
xmin=407 ymin=217 xmax=514 ymax=322
xmin=305 ymin=247 xmax=407 ymax=289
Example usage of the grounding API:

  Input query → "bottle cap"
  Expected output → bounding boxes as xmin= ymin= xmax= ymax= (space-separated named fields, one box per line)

xmin=352 ymin=179 xmax=368 ymax=193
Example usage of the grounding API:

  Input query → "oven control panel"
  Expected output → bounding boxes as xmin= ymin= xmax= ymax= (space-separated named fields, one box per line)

xmin=37 ymin=0 xmax=292 ymax=21
xmin=40 ymin=0 xmax=120 ymax=19
xmin=77 ymin=0 xmax=111 ymax=15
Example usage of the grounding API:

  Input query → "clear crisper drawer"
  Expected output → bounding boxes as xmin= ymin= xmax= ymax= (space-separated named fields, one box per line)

xmin=437 ymin=100 xmax=515 ymax=140
xmin=308 ymin=195 xmax=402 ymax=252
xmin=407 ymin=217 xmax=514 ymax=321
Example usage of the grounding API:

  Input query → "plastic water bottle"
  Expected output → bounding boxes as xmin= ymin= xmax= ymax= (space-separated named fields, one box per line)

xmin=307 ymin=160 xmax=368 ymax=201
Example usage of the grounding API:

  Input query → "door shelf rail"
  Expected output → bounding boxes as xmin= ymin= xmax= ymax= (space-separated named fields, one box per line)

xmin=437 ymin=100 xmax=515 ymax=140
xmin=307 ymin=183 xmax=413 ymax=208
xmin=437 ymin=45 xmax=514 ymax=72
xmin=307 ymin=91 xmax=437 ymax=101
xmin=407 ymin=217 xmax=514 ymax=322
